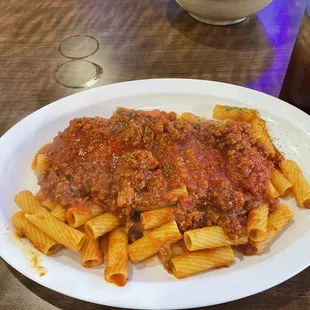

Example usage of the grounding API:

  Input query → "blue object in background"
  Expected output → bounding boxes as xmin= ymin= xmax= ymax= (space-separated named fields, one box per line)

xmin=246 ymin=0 xmax=307 ymax=97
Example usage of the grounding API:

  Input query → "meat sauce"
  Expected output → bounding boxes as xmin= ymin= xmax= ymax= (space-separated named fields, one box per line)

xmin=38 ymin=108 xmax=276 ymax=239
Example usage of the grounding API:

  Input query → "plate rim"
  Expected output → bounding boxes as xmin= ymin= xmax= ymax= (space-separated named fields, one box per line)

xmin=1 ymin=78 xmax=310 ymax=309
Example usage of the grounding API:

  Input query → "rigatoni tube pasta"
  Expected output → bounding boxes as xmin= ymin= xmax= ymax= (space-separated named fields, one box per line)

xmin=25 ymin=208 xmax=85 ymax=251
xmin=50 ymin=204 xmax=67 ymax=222
xmin=184 ymin=226 xmax=248 ymax=251
xmin=12 ymin=211 xmax=62 ymax=255
xmin=14 ymin=190 xmax=42 ymax=214
xmin=84 ymin=213 xmax=121 ymax=239
xmin=128 ymin=221 xmax=182 ymax=263
xmin=213 ymin=105 xmax=258 ymax=122
xmin=270 ymin=168 xmax=292 ymax=197
xmin=141 ymin=207 xmax=175 ymax=230
xmin=105 ymin=227 xmax=128 ymax=286
xmin=41 ymin=198 xmax=58 ymax=211
xmin=251 ymin=117 xmax=275 ymax=157
xmin=247 ymin=204 xmax=269 ymax=242
xmin=171 ymin=246 xmax=235 ymax=279
xmin=67 ymin=204 xmax=103 ymax=228
xmin=80 ymin=235 xmax=104 ymax=268
xmin=180 ymin=112 xmax=206 ymax=124
xmin=280 ymin=160 xmax=310 ymax=208
xmin=250 ymin=204 xmax=294 ymax=254
xmin=269 ymin=181 xmax=279 ymax=199
xmin=34 ymin=154 xmax=48 ymax=178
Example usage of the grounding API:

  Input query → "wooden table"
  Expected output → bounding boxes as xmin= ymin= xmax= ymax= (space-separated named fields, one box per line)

xmin=1 ymin=0 xmax=309 ymax=309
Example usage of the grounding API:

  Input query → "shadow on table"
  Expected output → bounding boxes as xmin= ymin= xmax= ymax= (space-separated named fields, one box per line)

xmin=166 ymin=0 xmax=273 ymax=52
xmin=5 ymin=262 xmax=310 ymax=310
xmin=165 ymin=0 xmax=275 ymax=88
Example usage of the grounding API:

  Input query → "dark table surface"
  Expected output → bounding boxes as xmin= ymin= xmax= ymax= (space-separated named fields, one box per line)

xmin=1 ymin=0 xmax=309 ymax=309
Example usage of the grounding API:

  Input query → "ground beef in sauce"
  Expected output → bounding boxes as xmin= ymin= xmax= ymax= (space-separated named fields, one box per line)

xmin=38 ymin=108 xmax=276 ymax=239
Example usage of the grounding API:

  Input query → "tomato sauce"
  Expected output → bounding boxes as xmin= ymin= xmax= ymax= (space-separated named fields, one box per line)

xmin=38 ymin=108 xmax=276 ymax=239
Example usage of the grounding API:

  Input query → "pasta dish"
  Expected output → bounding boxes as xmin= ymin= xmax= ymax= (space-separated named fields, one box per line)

xmin=12 ymin=105 xmax=310 ymax=286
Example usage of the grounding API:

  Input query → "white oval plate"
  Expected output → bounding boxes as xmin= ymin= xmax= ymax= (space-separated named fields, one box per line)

xmin=1 ymin=79 xmax=310 ymax=309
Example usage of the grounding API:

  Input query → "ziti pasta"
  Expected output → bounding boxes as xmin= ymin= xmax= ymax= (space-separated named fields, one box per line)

xmin=12 ymin=105 xmax=309 ymax=285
